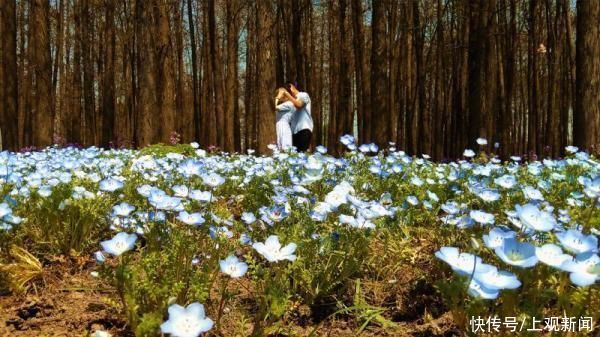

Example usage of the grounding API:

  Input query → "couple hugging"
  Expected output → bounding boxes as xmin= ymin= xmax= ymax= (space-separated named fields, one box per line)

xmin=274 ymin=82 xmax=313 ymax=152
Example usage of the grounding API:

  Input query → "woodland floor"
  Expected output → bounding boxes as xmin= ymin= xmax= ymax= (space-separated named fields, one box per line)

xmin=0 ymin=256 xmax=462 ymax=337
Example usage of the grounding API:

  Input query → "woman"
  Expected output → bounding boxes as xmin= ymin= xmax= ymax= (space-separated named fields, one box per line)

xmin=274 ymin=88 xmax=295 ymax=150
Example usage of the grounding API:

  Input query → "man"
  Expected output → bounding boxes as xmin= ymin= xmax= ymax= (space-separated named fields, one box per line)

xmin=283 ymin=81 xmax=313 ymax=152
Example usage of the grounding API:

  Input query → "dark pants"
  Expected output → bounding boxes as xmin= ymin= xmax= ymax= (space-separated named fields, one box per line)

xmin=293 ymin=129 xmax=312 ymax=152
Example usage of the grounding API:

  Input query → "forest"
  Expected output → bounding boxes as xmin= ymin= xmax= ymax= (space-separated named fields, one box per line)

xmin=0 ymin=0 xmax=599 ymax=157
xmin=1 ymin=2 xmax=600 ymax=336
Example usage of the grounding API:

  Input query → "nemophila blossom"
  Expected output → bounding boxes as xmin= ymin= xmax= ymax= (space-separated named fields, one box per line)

xmin=556 ymin=229 xmax=598 ymax=254
xmin=441 ymin=201 xmax=460 ymax=215
xmin=99 ymin=178 xmax=124 ymax=192
xmin=241 ymin=212 xmax=256 ymax=224
xmin=406 ymin=195 xmax=419 ymax=206
xmin=0 ymin=203 xmax=12 ymax=218
xmin=239 ymin=233 xmax=252 ymax=245
xmin=339 ymin=214 xmax=376 ymax=229
xmin=410 ymin=176 xmax=424 ymax=187
xmin=476 ymin=189 xmax=501 ymax=202
xmin=100 ymin=232 xmax=137 ymax=256
xmin=176 ymin=211 xmax=205 ymax=226
xmin=494 ymin=238 xmax=538 ymax=268
xmin=515 ymin=204 xmax=557 ymax=232
xmin=560 ymin=252 xmax=600 ymax=286
xmin=435 ymin=247 xmax=493 ymax=275
xmin=209 ymin=226 xmax=233 ymax=239
xmin=112 ymin=202 xmax=135 ymax=217
xmin=468 ymin=279 xmax=500 ymax=299
xmin=94 ymin=251 xmax=106 ymax=264
xmin=565 ymin=145 xmax=578 ymax=153
xmin=172 ymin=185 xmax=189 ymax=198
xmin=584 ymin=176 xmax=600 ymax=198
xmin=476 ymin=138 xmax=488 ymax=146
xmin=37 ymin=186 xmax=52 ymax=198
xmin=535 ymin=244 xmax=572 ymax=268
xmin=463 ymin=149 xmax=476 ymax=158
xmin=219 ymin=255 xmax=248 ymax=278
xmin=160 ymin=303 xmax=214 ymax=337
xmin=315 ymin=145 xmax=327 ymax=154
xmin=3 ymin=213 xmax=23 ymax=225
xmin=339 ymin=134 xmax=355 ymax=146
xmin=202 ymin=173 xmax=225 ymax=188
xmin=178 ymin=159 xmax=202 ymax=177
xmin=522 ymin=186 xmax=544 ymax=201
xmin=264 ymin=205 xmax=289 ymax=223
xmin=252 ymin=235 xmax=297 ymax=262
xmin=325 ymin=188 xmax=350 ymax=209
xmin=483 ymin=227 xmax=517 ymax=249
xmin=473 ymin=266 xmax=521 ymax=291
xmin=189 ymin=190 xmax=212 ymax=202
xmin=469 ymin=210 xmax=495 ymax=225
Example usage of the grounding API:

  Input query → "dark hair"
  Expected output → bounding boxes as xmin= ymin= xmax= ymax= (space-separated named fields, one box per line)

xmin=284 ymin=81 xmax=300 ymax=92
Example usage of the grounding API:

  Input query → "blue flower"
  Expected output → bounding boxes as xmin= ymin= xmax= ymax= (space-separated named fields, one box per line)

xmin=535 ymin=244 xmax=572 ymax=268
xmin=0 ymin=203 xmax=12 ymax=218
xmin=100 ymin=232 xmax=137 ymax=256
xmin=176 ymin=211 xmax=205 ymax=226
xmin=483 ymin=227 xmax=517 ymax=249
xmin=560 ymin=252 xmax=599 ymax=286
xmin=252 ymin=235 xmax=297 ymax=262
xmin=515 ymin=204 xmax=557 ymax=232
xmin=469 ymin=210 xmax=495 ymax=225
xmin=467 ymin=279 xmax=499 ymax=300
xmin=202 ymin=173 xmax=225 ymax=188
xmin=473 ymin=266 xmax=521 ymax=290
xmin=476 ymin=189 xmax=500 ymax=203
xmin=219 ymin=255 xmax=248 ymax=278
xmin=178 ymin=159 xmax=202 ymax=177
xmin=99 ymin=178 xmax=124 ymax=192
xmin=241 ymin=212 xmax=256 ymax=224
xmin=160 ymin=303 xmax=214 ymax=337
xmin=494 ymin=175 xmax=517 ymax=189
xmin=189 ymin=190 xmax=212 ymax=202
xmin=112 ymin=202 xmax=135 ymax=217
xmin=209 ymin=226 xmax=233 ymax=239
xmin=435 ymin=247 xmax=493 ymax=276
xmin=494 ymin=238 xmax=538 ymax=268
xmin=556 ymin=229 xmax=598 ymax=254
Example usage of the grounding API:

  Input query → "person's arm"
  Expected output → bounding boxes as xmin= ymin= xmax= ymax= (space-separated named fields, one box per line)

xmin=283 ymin=91 xmax=306 ymax=109
xmin=275 ymin=102 xmax=293 ymax=113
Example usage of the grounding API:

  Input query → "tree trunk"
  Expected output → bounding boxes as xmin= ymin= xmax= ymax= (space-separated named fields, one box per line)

xmin=574 ymin=0 xmax=599 ymax=149
xmin=1 ymin=0 xmax=19 ymax=150
xmin=256 ymin=0 xmax=276 ymax=153
xmin=101 ymin=0 xmax=116 ymax=147
xmin=30 ymin=0 xmax=54 ymax=147
xmin=225 ymin=0 xmax=240 ymax=152
xmin=371 ymin=0 xmax=390 ymax=146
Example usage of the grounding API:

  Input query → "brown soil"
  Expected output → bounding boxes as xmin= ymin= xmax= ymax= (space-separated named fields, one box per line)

xmin=0 ymin=257 xmax=460 ymax=337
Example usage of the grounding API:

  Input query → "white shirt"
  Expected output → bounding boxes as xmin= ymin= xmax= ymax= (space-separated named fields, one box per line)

xmin=290 ymin=92 xmax=313 ymax=134
xmin=275 ymin=101 xmax=294 ymax=149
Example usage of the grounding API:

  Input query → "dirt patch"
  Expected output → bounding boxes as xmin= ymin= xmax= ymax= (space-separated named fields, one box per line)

xmin=0 ymin=259 xmax=129 ymax=337
xmin=0 ymin=258 xmax=458 ymax=336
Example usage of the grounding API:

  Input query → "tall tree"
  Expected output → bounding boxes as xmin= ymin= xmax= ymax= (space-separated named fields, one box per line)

xmin=187 ymin=0 xmax=200 ymax=142
xmin=574 ymin=0 xmax=599 ymax=149
xmin=225 ymin=0 xmax=241 ymax=152
xmin=30 ymin=0 xmax=54 ymax=146
xmin=0 ymin=0 xmax=19 ymax=150
xmin=370 ymin=0 xmax=390 ymax=146
xmin=156 ymin=0 xmax=176 ymax=143
xmin=101 ymin=0 xmax=116 ymax=147
xmin=255 ymin=0 xmax=276 ymax=153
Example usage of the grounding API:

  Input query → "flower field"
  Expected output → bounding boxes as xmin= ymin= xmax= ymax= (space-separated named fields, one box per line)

xmin=0 ymin=137 xmax=598 ymax=336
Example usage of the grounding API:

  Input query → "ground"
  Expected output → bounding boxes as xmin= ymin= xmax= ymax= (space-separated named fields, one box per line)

xmin=0 ymin=256 xmax=459 ymax=337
